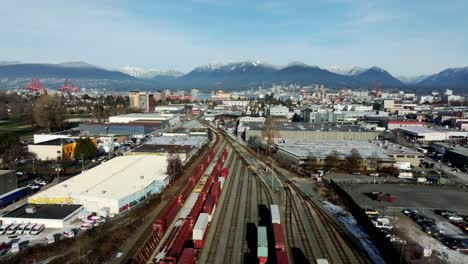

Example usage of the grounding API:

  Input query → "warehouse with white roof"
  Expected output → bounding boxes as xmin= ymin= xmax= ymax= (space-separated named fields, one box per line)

xmin=28 ymin=155 xmax=169 ymax=215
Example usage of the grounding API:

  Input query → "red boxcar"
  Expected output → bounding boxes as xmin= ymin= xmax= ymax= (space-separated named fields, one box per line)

xmin=273 ymin=224 xmax=285 ymax=251
xmin=177 ymin=248 xmax=195 ymax=264
xmin=181 ymin=177 xmax=196 ymax=199
xmin=210 ymin=181 xmax=221 ymax=203
xmin=160 ymin=257 xmax=176 ymax=264
xmin=276 ymin=250 xmax=289 ymax=264
xmin=155 ymin=195 xmax=184 ymax=233
xmin=203 ymin=195 xmax=214 ymax=214
xmin=201 ymin=177 xmax=214 ymax=194
xmin=168 ymin=217 xmax=193 ymax=259
xmin=189 ymin=192 xmax=207 ymax=219
xmin=220 ymin=167 xmax=229 ymax=178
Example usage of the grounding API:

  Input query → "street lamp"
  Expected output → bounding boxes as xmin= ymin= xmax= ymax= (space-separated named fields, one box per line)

xmin=54 ymin=165 xmax=62 ymax=183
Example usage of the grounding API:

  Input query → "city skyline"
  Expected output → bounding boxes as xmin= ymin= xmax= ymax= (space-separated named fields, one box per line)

xmin=1 ymin=0 xmax=468 ymax=76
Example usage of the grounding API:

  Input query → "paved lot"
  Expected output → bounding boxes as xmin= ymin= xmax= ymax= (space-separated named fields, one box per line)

xmin=339 ymin=183 xmax=468 ymax=213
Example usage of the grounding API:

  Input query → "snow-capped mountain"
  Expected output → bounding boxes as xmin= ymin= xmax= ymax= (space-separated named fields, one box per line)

xmin=324 ymin=66 xmax=365 ymax=76
xmin=119 ymin=66 xmax=183 ymax=79
xmin=192 ymin=61 xmax=277 ymax=73
xmin=418 ymin=66 xmax=468 ymax=87
xmin=397 ymin=75 xmax=429 ymax=84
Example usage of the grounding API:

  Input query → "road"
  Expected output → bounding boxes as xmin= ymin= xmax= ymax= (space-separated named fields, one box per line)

xmin=424 ymin=157 xmax=468 ymax=184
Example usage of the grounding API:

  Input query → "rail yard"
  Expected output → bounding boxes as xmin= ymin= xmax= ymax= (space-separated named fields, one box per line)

xmin=130 ymin=122 xmax=371 ymax=264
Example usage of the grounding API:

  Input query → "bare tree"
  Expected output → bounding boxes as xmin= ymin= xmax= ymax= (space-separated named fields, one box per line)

xmin=261 ymin=117 xmax=276 ymax=155
xmin=166 ymin=154 xmax=183 ymax=183
xmin=33 ymin=95 xmax=65 ymax=132
xmin=346 ymin=148 xmax=363 ymax=173
xmin=368 ymin=151 xmax=380 ymax=171
xmin=325 ymin=150 xmax=341 ymax=171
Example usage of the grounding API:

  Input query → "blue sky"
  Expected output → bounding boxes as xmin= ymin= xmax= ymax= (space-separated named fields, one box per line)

xmin=1 ymin=0 xmax=467 ymax=76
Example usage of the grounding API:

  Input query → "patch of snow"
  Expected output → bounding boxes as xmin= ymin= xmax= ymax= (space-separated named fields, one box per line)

xmin=325 ymin=66 xmax=365 ymax=75
xmin=118 ymin=66 xmax=183 ymax=79
xmin=322 ymin=201 xmax=386 ymax=264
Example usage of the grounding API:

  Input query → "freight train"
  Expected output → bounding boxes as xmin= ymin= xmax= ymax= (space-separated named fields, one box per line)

xmin=137 ymin=147 xmax=229 ymax=264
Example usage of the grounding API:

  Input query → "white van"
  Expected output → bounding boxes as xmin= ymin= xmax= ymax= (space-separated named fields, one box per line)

xmin=30 ymin=224 xmax=45 ymax=235
xmin=0 ymin=224 xmax=12 ymax=235
xmin=16 ymin=223 xmax=30 ymax=235
xmin=24 ymin=224 xmax=36 ymax=234
xmin=6 ymin=224 xmax=21 ymax=235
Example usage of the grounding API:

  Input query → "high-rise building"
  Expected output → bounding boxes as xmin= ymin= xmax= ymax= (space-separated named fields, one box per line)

xmin=191 ymin=89 xmax=199 ymax=101
xmin=129 ymin=91 xmax=155 ymax=113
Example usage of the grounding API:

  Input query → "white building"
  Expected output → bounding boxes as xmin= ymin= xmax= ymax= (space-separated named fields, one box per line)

xmin=28 ymin=155 xmax=169 ymax=215
xmin=109 ymin=113 xmax=180 ymax=126
xmin=268 ymin=106 xmax=292 ymax=118
xmin=397 ymin=127 xmax=448 ymax=142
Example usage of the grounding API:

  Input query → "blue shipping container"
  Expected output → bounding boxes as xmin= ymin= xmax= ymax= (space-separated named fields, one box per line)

xmin=0 ymin=187 xmax=27 ymax=208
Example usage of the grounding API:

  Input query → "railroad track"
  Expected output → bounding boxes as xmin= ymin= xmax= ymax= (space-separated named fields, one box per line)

xmin=213 ymin=125 xmax=369 ymax=264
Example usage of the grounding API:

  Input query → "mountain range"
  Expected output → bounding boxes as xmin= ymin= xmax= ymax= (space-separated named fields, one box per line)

xmin=0 ymin=61 xmax=467 ymax=92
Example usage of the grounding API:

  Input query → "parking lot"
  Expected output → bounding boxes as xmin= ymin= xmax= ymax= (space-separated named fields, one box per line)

xmin=338 ymin=182 xmax=468 ymax=262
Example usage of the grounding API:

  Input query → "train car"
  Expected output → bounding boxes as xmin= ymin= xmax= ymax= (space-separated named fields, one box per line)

xmin=276 ymin=250 xmax=289 ymax=264
xmin=188 ymin=192 xmax=207 ymax=219
xmin=218 ymin=177 xmax=225 ymax=189
xmin=202 ymin=195 xmax=217 ymax=222
xmin=201 ymin=177 xmax=214 ymax=194
xmin=272 ymin=223 xmax=285 ymax=251
xmin=181 ymin=177 xmax=196 ymax=200
xmin=0 ymin=187 xmax=27 ymax=208
xmin=271 ymin=204 xmax=281 ymax=224
xmin=257 ymin=226 xmax=268 ymax=264
xmin=153 ymin=195 xmax=184 ymax=233
xmin=220 ymin=167 xmax=229 ymax=178
xmin=177 ymin=248 xmax=195 ymax=264
xmin=193 ymin=213 xmax=209 ymax=249
xmin=210 ymin=181 xmax=221 ymax=203
xmin=179 ymin=193 xmax=199 ymax=219
xmin=316 ymin=259 xmax=329 ymax=264
xmin=167 ymin=217 xmax=194 ymax=259
xmin=194 ymin=179 xmax=207 ymax=193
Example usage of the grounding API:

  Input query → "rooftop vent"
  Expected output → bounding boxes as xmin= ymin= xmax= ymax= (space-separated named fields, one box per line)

xmin=25 ymin=206 xmax=37 ymax=214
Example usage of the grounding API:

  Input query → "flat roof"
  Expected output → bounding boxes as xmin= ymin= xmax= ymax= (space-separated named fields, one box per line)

xmin=246 ymin=122 xmax=377 ymax=132
xmin=110 ymin=113 xmax=170 ymax=119
xmin=397 ymin=127 xmax=447 ymax=135
xmin=182 ymin=120 xmax=206 ymax=130
xmin=2 ymin=204 xmax=82 ymax=220
xmin=31 ymin=155 xmax=168 ymax=201
xmin=145 ymin=136 xmax=207 ymax=146
xmin=276 ymin=140 xmax=393 ymax=160
xmin=35 ymin=138 xmax=75 ymax=146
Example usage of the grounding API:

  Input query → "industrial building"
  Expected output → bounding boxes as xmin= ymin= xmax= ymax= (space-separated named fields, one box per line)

xmin=432 ymin=143 xmax=468 ymax=169
xmin=130 ymin=135 xmax=208 ymax=163
xmin=274 ymin=140 xmax=395 ymax=170
xmin=109 ymin=113 xmax=180 ymax=127
xmin=0 ymin=204 xmax=82 ymax=228
xmin=243 ymin=123 xmax=381 ymax=142
xmin=28 ymin=138 xmax=78 ymax=160
xmin=0 ymin=170 xmax=17 ymax=196
xmin=396 ymin=127 xmax=448 ymax=142
xmin=79 ymin=123 xmax=166 ymax=138
xmin=28 ymin=155 xmax=169 ymax=215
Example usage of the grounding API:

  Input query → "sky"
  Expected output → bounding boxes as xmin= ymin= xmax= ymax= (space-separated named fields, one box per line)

xmin=1 ymin=0 xmax=468 ymax=76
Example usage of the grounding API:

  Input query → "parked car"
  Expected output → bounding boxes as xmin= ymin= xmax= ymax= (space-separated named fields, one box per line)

xmin=26 ymin=183 xmax=40 ymax=191
xmin=364 ymin=209 xmax=380 ymax=216
xmin=30 ymin=224 xmax=45 ymax=235
xmin=445 ymin=214 xmax=464 ymax=221
xmin=24 ymin=224 xmax=36 ymax=234
xmin=402 ymin=209 xmax=418 ymax=216
xmin=15 ymin=223 xmax=30 ymax=235
xmin=435 ymin=209 xmax=458 ymax=216
xmin=34 ymin=179 xmax=47 ymax=186
xmin=63 ymin=229 xmax=75 ymax=238
xmin=0 ymin=224 xmax=13 ymax=235
xmin=5 ymin=224 xmax=21 ymax=235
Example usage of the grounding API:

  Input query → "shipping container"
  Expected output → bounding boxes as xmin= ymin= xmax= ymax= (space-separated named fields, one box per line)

xmin=202 ymin=177 xmax=215 ymax=194
xmin=276 ymin=250 xmax=289 ymax=264
xmin=189 ymin=192 xmax=207 ymax=219
xmin=203 ymin=195 xmax=215 ymax=215
xmin=193 ymin=213 xmax=209 ymax=249
xmin=316 ymin=259 xmax=329 ymax=264
xmin=220 ymin=167 xmax=229 ymax=178
xmin=178 ymin=248 xmax=195 ymax=264
xmin=210 ymin=181 xmax=221 ymax=202
xmin=271 ymin=204 xmax=281 ymax=224
xmin=218 ymin=177 xmax=225 ymax=189
xmin=272 ymin=224 xmax=285 ymax=251
xmin=179 ymin=193 xmax=199 ymax=219
xmin=258 ymin=226 xmax=268 ymax=264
